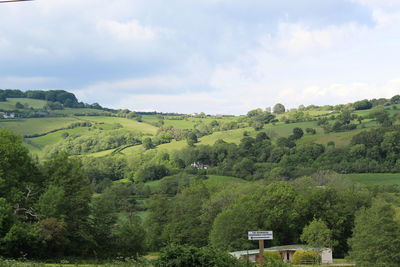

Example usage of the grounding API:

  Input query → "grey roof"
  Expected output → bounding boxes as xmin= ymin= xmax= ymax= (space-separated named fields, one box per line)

xmin=230 ymin=245 xmax=330 ymax=256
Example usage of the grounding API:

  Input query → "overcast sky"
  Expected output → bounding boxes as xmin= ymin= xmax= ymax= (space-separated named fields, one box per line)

xmin=0 ymin=0 xmax=399 ymax=114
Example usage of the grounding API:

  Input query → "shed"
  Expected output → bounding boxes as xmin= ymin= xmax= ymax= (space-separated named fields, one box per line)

xmin=230 ymin=245 xmax=333 ymax=264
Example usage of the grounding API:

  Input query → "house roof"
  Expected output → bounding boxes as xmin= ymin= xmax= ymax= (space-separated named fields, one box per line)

xmin=230 ymin=245 xmax=330 ymax=256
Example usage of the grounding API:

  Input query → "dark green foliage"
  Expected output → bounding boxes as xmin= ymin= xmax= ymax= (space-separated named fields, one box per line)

xmin=112 ymin=216 xmax=147 ymax=258
xmin=0 ymin=92 xmax=6 ymax=101
xmin=349 ymin=200 xmax=400 ymax=267
xmin=186 ymin=132 xmax=198 ymax=146
xmin=135 ymin=165 xmax=170 ymax=183
xmin=305 ymin=128 xmax=316 ymax=134
xmin=289 ymin=127 xmax=304 ymax=140
xmin=353 ymin=99 xmax=372 ymax=110
xmin=40 ymin=153 xmax=92 ymax=255
xmin=143 ymin=137 xmax=154 ymax=150
xmin=15 ymin=102 xmax=24 ymax=109
xmin=0 ymin=89 xmax=25 ymax=98
xmin=45 ymin=129 xmax=142 ymax=155
xmin=156 ymin=245 xmax=252 ymax=267
xmin=0 ymin=129 xmax=41 ymax=206
xmin=273 ymin=103 xmax=285 ymax=114
xmin=391 ymin=94 xmax=400 ymax=104
xmin=369 ymin=107 xmax=393 ymax=126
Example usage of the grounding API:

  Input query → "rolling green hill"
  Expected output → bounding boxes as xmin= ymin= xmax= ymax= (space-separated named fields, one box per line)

xmin=0 ymin=98 xmax=48 ymax=110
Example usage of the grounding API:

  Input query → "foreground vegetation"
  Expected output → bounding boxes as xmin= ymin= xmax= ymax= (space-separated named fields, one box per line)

xmin=1 ymin=91 xmax=400 ymax=266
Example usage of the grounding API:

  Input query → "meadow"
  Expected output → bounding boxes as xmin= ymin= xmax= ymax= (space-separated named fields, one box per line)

xmin=0 ymin=98 xmax=47 ymax=110
xmin=0 ymin=117 xmax=81 ymax=136
xmin=345 ymin=173 xmax=400 ymax=185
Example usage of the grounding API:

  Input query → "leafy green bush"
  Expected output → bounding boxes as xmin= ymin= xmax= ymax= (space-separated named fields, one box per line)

xmin=263 ymin=251 xmax=281 ymax=261
xmin=292 ymin=250 xmax=321 ymax=264
xmin=156 ymin=245 xmax=252 ymax=267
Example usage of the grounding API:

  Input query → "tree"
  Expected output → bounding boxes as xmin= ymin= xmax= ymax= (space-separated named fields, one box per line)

xmin=391 ymin=94 xmax=400 ymax=104
xmin=156 ymin=245 xmax=250 ymax=267
xmin=143 ymin=137 xmax=154 ymax=150
xmin=112 ymin=215 xmax=146 ymax=257
xmin=41 ymin=153 xmax=92 ymax=254
xmin=348 ymin=200 xmax=400 ymax=267
xmin=290 ymin=127 xmax=304 ymax=140
xmin=369 ymin=107 xmax=392 ymax=127
xmin=273 ymin=103 xmax=286 ymax=114
xmin=0 ymin=92 xmax=6 ymax=102
xmin=0 ymin=129 xmax=41 ymax=207
xmin=187 ymin=132 xmax=198 ymax=146
xmin=353 ymin=99 xmax=372 ymax=110
xmin=15 ymin=102 xmax=24 ymax=109
xmin=300 ymin=218 xmax=335 ymax=248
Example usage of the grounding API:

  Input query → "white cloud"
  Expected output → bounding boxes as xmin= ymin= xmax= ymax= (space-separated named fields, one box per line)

xmin=97 ymin=20 xmax=157 ymax=42
xmin=0 ymin=76 xmax=56 ymax=88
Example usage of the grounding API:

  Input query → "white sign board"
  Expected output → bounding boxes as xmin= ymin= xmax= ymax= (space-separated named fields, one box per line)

xmin=248 ymin=231 xmax=273 ymax=240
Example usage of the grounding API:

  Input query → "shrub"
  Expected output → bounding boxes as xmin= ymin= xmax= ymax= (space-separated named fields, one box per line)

xmin=156 ymin=245 xmax=251 ymax=267
xmin=264 ymin=251 xmax=282 ymax=261
xmin=292 ymin=250 xmax=321 ymax=265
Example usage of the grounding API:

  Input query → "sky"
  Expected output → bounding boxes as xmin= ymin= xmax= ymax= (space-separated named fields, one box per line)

xmin=0 ymin=0 xmax=399 ymax=114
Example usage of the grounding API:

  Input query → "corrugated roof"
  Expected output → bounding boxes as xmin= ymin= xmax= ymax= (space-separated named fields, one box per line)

xmin=230 ymin=245 xmax=330 ymax=255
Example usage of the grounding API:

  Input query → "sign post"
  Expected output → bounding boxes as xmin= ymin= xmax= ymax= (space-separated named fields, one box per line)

xmin=248 ymin=231 xmax=273 ymax=265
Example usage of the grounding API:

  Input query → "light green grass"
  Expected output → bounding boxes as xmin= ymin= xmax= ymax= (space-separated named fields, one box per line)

xmin=0 ymin=98 xmax=47 ymax=110
xmin=345 ymin=173 xmax=400 ymax=185
xmin=50 ymin=108 xmax=112 ymax=116
xmin=142 ymin=115 xmax=239 ymax=130
xmin=82 ymin=116 xmax=158 ymax=134
xmin=29 ymin=127 xmax=91 ymax=148
xmin=0 ymin=117 xmax=81 ymax=136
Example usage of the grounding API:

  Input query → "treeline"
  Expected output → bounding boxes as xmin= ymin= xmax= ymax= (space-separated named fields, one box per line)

xmin=0 ymin=89 xmax=106 ymax=111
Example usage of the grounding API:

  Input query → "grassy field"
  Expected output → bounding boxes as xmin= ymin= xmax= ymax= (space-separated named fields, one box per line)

xmin=29 ymin=127 xmax=92 ymax=148
xmin=50 ymin=108 xmax=113 ymax=116
xmin=0 ymin=98 xmax=48 ymax=110
xmin=82 ymin=116 xmax=158 ymax=134
xmin=345 ymin=173 xmax=400 ymax=185
xmin=142 ymin=115 xmax=239 ymax=129
xmin=0 ymin=117 xmax=81 ymax=136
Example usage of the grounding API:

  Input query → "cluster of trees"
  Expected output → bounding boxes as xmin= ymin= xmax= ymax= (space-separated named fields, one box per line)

xmin=0 ymin=89 xmax=106 ymax=111
xmin=145 ymin=171 xmax=400 ymax=264
xmin=0 ymin=129 xmax=147 ymax=259
xmin=2 ymin=125 xmax=400 ymax=266
xmin=246 ymin=108 xmax=277 ymax=130
xmin=44 ymin=129 xmax=142 ymax=156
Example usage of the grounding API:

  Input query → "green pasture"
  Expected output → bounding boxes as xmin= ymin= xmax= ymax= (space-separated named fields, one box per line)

xmin=28 ymin=127 xmax=91 ymax=148
xmin=0 ymin=117 xmax=81 ymax=136
xmin=345 ymin=173 xmax=400 ymax=185
xmin=50 ymin=108 xmax=112 ymax=116
xmin=82 ymin=116 xmax=158 ymax=134
xmin=142 ymin=115 xmax=238 ymax=130
xmin=0 ymin=98 xmax=47 ymax=110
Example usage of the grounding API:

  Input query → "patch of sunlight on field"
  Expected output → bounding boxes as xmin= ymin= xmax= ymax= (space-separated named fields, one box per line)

xmin=0 ymin=98 xmax=47 ymax=109
xmin=28 ymin=127 xmax=91 ymax=148
xmin=0 ymin=117 xmax=81 ymax=136
xmin=82 ymin=116 xmax=158 ymax=134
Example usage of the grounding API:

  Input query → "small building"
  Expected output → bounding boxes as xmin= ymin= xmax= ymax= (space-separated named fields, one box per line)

xmin=190 ymin=162 xmax=210 ymax=169
xmin=230 ymin=245 xmax=333 ymax=264
xmin=2 ymin=112 xmax=15 ymax=119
